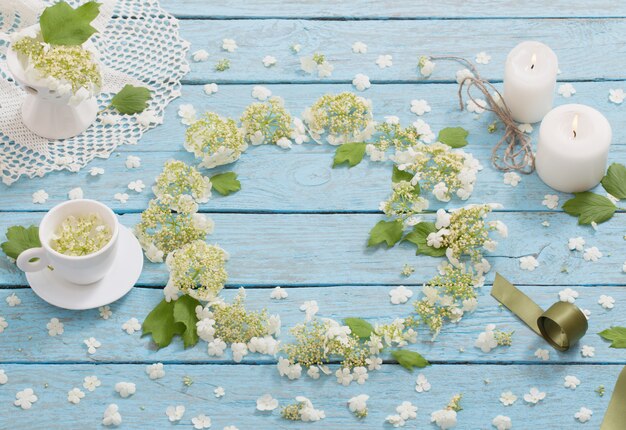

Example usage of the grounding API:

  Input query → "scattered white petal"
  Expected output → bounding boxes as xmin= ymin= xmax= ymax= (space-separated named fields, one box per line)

xmin=581 ymin=345 xmax=595 ymax=357
xmin=564 ymin=375 xmax=581 ymax=389
xmin=114 ymin=382 xmax=136 ymax=398
xmin=192 ymin=414 xmax=212 ymax=429
xmin=499 ymin=391 xmax=517 ymax=406
xmin=125 ymin=155 xmax=141 ymax=169
xmin=90 ymin=167 xmax=105 ymax=176
xmin=519 ymin=255 xmax=539 ymax=271
xmin=251 ymin=85 xmax=272 ymax=101
xmin=558 ymin=83 xmax=576 ymax=98
xmin=14 ymin=388 xmax=37 ymax=409
xmin=83 ymin=376 xmax=101 ymax=391
xmin=122 ymin=318 xmax=141 ymax=335
xmin=410 ymin=99 xmax=431 ymax=116
xmin=300 ymin=300 xmax=319 ymax=321
xmin=534 ymin=348 xmax=550 ymax=361
xmin=542 ymin=194 xmax=559 ymax=209
xmin=492 ymin=415 xmax=512 ymax=430
xmin=415 ymin=373 xmax=431 ymax=392
xmin=517 ymin=123 xmax=533 ymax=133
xmin=598 ymin=295 xmax=615 ymax=309
xmin=222 ymin=39 xmax=237 ymax=52
xmin=467 ymin=98 xmax=487 ymax=114
xmin=204 ymin=83 xmax=218 ymax=95
xmin=270 ymin=286 xmax=288 ymax=300
xmin=0 ymin=369 xmax=7 ymax=385
xmin=166 ymin=405 xmax=185 ymax=422
xmin=46 ymin=318 xmax=64 ymax=336
xmin=146 ymin=363 xmax=165 ymax=380
xmin=99 ymin=305 xmax=112 ymax=320
xmin=192 ymin=49 xmax=209 ymax=62
xmin=262 ymin=55 xmax=277 ymax=67
xmin=503 ymin=172 xmax=521 ymax=187
xmin=178 ymin=104 xmax=197 ymax=125
xmin=523 ymin=387 xmax=546 ymax=404
xmin=352 ymin=73 xmax=371 ymax=91
xmin=257 ymin=393 xmax=279 ymax=411
xmin=575 ymin=407 xmax=593 ymax=423
xmin=568 ymin=237 xmax=585 ymax=251
xmin=6 ymin=293 xmax=21 ymax=307
xmin=32 ymin=189 xmax=49 ymax=204
xmin=389 ymin=285 xmax=413 ymax=305
xmin=376 ymin=54 xmax=392 ymax=69
xmin=352 ymin=41 xmax=367 ymax=54
xmin=114 ymin=193 xmax=129 ymax=204
xmin=583 ymin=246 xmax=602 ymax=262
xmin=67 ymin=387 xmax=85 ymax=404
xmin=609 ymin=88 xmax=625 ymax=104
xmin=559 ymin=288 xmax=579 ymax=303
xmin=475 ymin=51 xmax=491 ymax=64
xmin=127 ymin=180 xmax=145 ymax=193
xmin=103 ymin=404 xmax=122 ymax=426
xmin=84 ymin=337 xmax=101 ymax=354
xmin=214 ymin=386 xmax=225 ymax=398
xmin=68 ymin=187 xmax=83 ymax=200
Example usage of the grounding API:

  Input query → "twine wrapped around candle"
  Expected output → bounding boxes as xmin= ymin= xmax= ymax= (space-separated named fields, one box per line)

xmin=428 ymin=56 xmax=535 ymax=174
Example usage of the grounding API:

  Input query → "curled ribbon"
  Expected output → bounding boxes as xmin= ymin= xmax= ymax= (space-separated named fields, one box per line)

xmin=490 ymin=273 xmax=588 ymax=351
xmin=601 ymin=366 xmax=626 ymax=429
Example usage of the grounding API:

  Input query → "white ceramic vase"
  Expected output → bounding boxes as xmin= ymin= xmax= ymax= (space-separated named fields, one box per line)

xmin=6 ymin=28 xmax=100 ymax=140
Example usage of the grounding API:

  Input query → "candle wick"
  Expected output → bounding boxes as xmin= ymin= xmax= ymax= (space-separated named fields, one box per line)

xmin=573 ymin=130 xmax=577 ymax=138
xmin=530 ymin=63 xmax=535 ymax=70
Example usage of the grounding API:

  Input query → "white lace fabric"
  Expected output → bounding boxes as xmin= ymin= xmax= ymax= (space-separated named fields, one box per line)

xmin=0 ymin=0 xmax=190 ymax=185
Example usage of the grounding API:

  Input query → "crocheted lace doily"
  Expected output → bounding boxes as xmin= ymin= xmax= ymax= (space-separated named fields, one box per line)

xmin=0 ymin=0 xmax=189 ymax=185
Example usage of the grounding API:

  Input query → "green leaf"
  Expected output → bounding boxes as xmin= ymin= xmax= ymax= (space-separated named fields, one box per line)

xmin=173 ymin=295 xmax=202 ymax=349
xmin=332 ymin=142 xmax=367 ymax=168
xmin=601 ymin=163 xmax=626 ymax=199
xmin=403 ymin=222 xmax=447 ymax=257
xmin=110 ymin=85 xmax=152 ymax=115
xmin=40 ymin=1 xmax=101 ymax=46
xmin=367 ymin=220 xmax=404 ymax=248
xmin=391 ymin=166 xmax=420 ymax=194
xmin=141 ymin=299 xmax=185 ymax=349
xmin=211 ymin=172 xmax=241 ymax=196
xmin=390 ymin=350 xmax=430 ymax=371
xmin=1 ymin=225 xmax=41 ymax=260
xmin=599 ymin=326 xmax=626 ymax=348
xmin=438 ymin=127 xmax=469 ymax=148
xmin=343 ymin=318 xmax=374 ymax=339
xmin=562 ymin=192 xmax=616 ymax=225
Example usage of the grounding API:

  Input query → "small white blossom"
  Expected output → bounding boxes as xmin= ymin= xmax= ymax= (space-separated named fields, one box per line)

xmin=99 ymin=305 xmax=112 ymax=319
xmin=492 ymin=415 xmax=512 ymax=430
xmin=366 ymin=356 xmax=382 ymax=371
xmin=67 ymin=387 xmax=85 ymax=404
xmin=100 ymin=113 xmax=120 ymax=126
xmin=609 ymin=88 xmax=625 ymax=104
xmin=46 ymin=318 xmax=64 ymax=336
xmin=559 ymin=288 xmax=579 ymax=303
xmin=467 ymin=98 xmax=487 ymax=114
xmin=277 ymin=357 xmax=302 ymax=380
xmin=125 ymin=155 xmax=141 ymax=169
xmin=376 ymin=54 xmax=393 ymax=69
xmin=534 ymin=348 xmax=550 ymax=361
xmin=335 ymin=367 xmax=353 ymax=386
xmin=192 ymin=49 xmax=209 ymax=62
xmin=0 ymin=369 xmax=7 ymax=385
xmin=122 ymin=318 xmax=141 ymax=335
xmin=523 ymin=387 xmax=546 ymax=404
xmin=208 ymin=338 xmax=227 ymax=356
xmin=128 ymin=180 xmax=145 ymax=193
xmin=352 ymin=73 xmax=371 ymax=91
xmin=575 ymin=407 xmax=593 ymax=423
xmin=348 ymin=394 xmax=368 ymax=416
xmin=144 ymin=243 xmax=164 ymax=263
xmin=14 ymin=388 xmax=37 ymax=409
xmin=503 ymin=172 xmax=521 ymax=187
xmin=389 ymin=286 xmax=413 ymax=305
xmin=214 ymin=386 xmax=225 ymax=398
xmin=0 ymin=317 xmax=8 ymax=333
xmin=542 ymin=194 xmax=559 ymax=209
xmin=166 ymin=405 xmax=185 ymax=422
xmin=114 ymin=193 xmax=128 ymax=205
xmin=222 ymin=38 xmax=237 ymax=52
xmin=558 ymin=83 xmax=576 ymax=98
xmin=419 ymin=57 xmax=435 ymax=77
xmin=412 ymin=119 xmax=435 ymax=142
xmin=32 ymin=189 xmax=49 ymax=204
xmin=581 ymin=345 xmax=595 ymax=357
xmin=583 ymin=246 xmax=602 ymax=262
xmin=178 ymin=104 xmax=197 ymax=125
xmin=415 ymin=373 xmax=431 ymax=392
xmin=103 ymin=404 xmax=122 ymax=426
xmin=90 ymin=167 xmax=105 ymax=176
xmin=353 ymin=366 xmax=368 ymax=384
xmin=564 ymin=375 xmax=581 ymax=389
xmin=257 ymin=394 xmax=279 ymax=411
xmin=115 ymin=382 xmax=136 ymax=398
xmin=475 ymin=51 xmax=491 ymax=64
xmin=68 ymin=187 xmax=84 ymax=200
xmin=568 ymin=237 xmax=585 ymax=251
xmin=475 ymin=324 xmax=498 ymax=353
xmin=262 ymin=55 xmax=277 ymax=67
xmin=499 ymin=391 xmax=517 ymax=406
xmin=598 ymin=295 xmax=615 ymax=309
xmin=270 ymin=286 xmax=288 ymax=299
xmin=352 ymin=41 xmax=367 ymax=54
xmin=300 ymin=300 xmax=319 ymax=321
xmin=6 ymin=293 xmax=21 ymax=307
xmin=251 ymin=85 xmax=272 ymax=101
xmin=192 ymin=414 xmax=212 ymax=429
xmin=519 ymin=255 xmax=539 ymax=271
xmin=431 ymin=408 xmax=457 ymax=429
xmin=396 ymin=401 xmax=417 ymax=420
xmin=410 ymin=99 xmax=431 ymax=116
xmin=456 ymin=68 xmax=474 ymax=84
xmin=386 ymin=414 xmax=405 ymax=427
xmin=146 ymin=363 xmax=165 ymax=380
xmin=83 ymin=376 xmax=101 ymax=391
xmin=231 ymin=342 xmax=248 ymax=362
xmin=204 ymin=83 xmax=218 ymax=95
xmin=84 ymin=337 xmax=101 ymax=354
xmin=517 ymin=123 xmax=533 ymax=133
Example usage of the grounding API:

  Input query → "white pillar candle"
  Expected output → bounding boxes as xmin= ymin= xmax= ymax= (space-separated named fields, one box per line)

xmin=503 ymin=41 xmax=558 ymax=123
xmin=535 ymin=104 xmax=612 ymax=193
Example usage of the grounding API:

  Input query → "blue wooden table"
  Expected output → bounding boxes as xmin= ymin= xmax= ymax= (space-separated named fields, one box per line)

xmin=2 ymin=1 xmax=626 ymax=428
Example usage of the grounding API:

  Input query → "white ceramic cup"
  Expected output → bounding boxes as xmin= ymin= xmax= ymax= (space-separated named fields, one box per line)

xmin=17 ymin=199 xmax=119 ymax=285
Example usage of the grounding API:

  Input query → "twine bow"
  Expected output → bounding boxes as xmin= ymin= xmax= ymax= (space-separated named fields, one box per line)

xmin=429 ymin=56 xmax=535 ymax=174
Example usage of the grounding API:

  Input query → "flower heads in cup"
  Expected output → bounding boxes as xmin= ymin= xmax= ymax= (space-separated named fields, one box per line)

xmin=50 ymin=214 xmax=112 ymax=256
xmin=300 ymin=52 xmax=334 ymax=78
xmin=153 ymin=160 xmax=212 ymax=205
xmin=303 ymin=92 xmax=375 ymax=145
xmin=240 ymin=97 xmax=293 ymax=148
xmin=165 ymin=240 xmax=228 ymax=301
xmin=134 ymin=195 xmax=214 ymax=262
xmin=185 ymin=112 xmax=248 ymax=169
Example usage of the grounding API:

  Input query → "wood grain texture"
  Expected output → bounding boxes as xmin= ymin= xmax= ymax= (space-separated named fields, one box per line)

xmin=0 ymin=286 xmax=624 ymax=364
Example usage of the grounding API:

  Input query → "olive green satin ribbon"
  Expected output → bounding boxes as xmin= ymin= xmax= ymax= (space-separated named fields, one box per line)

xmin=491 ymin=273 xmax=588 ymax=351
xmin=601 ymin=366 xmax=626 ymax=429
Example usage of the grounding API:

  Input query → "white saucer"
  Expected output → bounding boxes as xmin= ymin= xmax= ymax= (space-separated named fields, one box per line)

xmin=26 ymin=225 xmax=144 ymax=310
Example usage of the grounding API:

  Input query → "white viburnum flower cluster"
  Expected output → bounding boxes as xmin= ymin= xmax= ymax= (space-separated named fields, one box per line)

xmin=185 ymin=112 xmax=248 ymax=169
xmin=164 ymin=240 xmax=228 ymax=302
xmin=281 ymin=396 xmax=325 ymax=422
xmin=300 ymin=52 xmax=334 ymax=78
xmin=152 ymin=160 xmax=212 ymax=204
xmin=240 ymin=97 xmax=294 ymax=148
xmin=303 ymin=92 xmax=375 ymax=145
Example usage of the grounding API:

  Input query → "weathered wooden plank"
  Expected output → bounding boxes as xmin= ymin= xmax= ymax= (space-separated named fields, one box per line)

xmin=0 ymin=362 xmax=620 ymax=429
xmin=1 ymin=212 xmax=624 ymax=287
xmin=172 ymin=19 xmax=626 ymax=82
xmin=161 ymin=0 xmax=626 ymax=19
xmin=0 ymin=286 xmax=623 ymax=364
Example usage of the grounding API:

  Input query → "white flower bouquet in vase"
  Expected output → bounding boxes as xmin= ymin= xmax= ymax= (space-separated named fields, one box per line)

xmin=6 ymin=1 xmax=103 ymax=140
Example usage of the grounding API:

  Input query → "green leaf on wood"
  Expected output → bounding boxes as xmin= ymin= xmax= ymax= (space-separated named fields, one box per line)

xmin=403 ymin=222 xmax=447 ymax=257
xmin=110 ymin=85 xmax=152 ymax=115
xmin=599 ymin=326 xmax=626 ymax=348
xmin=391 ymin=166 xmax=420 ymax=194
xmin=390 ymin=350 xmax=430 ymax=371
xmin=211 ymin=172 xmax=241 ymax=196
xmin=173 ymin=295 xmax=202 ymax=348
xmin=367 ymin=220 xmax=404 ymax=248
xmin=332 ymin=142 xmax=367 ymax=168
xmin=344 ymin=318 xmax=374 ymax=339
xmin=40 ymin=1 xmax=101 ymax=46
xmin=562 ymin=192 xmax=616 ymax=224
xmin=1 ymin=225 xmax=41 ymax=260
xmin=601 ymin=163 xmax=626 ymax=199
xmin=438 ymin=127 xmax=469 ymax=148
xmin=141 ymin=299 xmax=185 ymax=349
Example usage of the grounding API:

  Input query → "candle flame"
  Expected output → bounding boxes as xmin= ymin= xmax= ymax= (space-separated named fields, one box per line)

xmin=572 ymin=114 xmax=579 ymax=138
xmin=530 ymin=53 xmax=537 ymax=70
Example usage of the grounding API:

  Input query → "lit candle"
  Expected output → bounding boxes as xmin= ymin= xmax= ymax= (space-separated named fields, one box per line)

xmin=503 ymin=41 xmax=558 ymax=123
xmin=535 ymin=104 xmax=612 ymax=193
